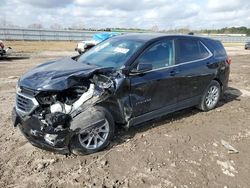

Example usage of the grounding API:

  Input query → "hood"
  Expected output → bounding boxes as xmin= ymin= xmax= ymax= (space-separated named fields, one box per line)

xmin=19 ymin=57 xmax=111 ymax=91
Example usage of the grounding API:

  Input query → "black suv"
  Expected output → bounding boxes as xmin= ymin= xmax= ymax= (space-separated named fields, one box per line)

xmin=12 ymin=34 xmax=230 ymax=155
xmin=245 ymin=42 xmax=250 ymax=50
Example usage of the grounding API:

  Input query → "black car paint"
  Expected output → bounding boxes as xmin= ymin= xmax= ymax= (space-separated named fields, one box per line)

xmin=13 ymin=34 xmax=230 ymax=154
xmin=19 ymin=56 xmax=115 ymax=91
xmin=245 ymin=42 xmax=250 ymax=49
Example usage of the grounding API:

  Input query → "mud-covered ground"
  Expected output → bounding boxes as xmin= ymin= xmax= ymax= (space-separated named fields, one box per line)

xmin=0 ymin=44 xmax=250 ymax=188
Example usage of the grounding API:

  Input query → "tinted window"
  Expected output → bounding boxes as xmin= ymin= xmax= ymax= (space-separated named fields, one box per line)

xmin=176 ymin=38 xmax=210 ymax=64
xmin=209 ymin=40 xmax=227 ymax=57
xmin=137 ymin=40 xmax=174 ymax=70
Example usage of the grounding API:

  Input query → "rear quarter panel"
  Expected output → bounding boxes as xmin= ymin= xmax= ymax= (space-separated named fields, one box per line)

xmin=202 ymin=39 xmax=230 ymax=92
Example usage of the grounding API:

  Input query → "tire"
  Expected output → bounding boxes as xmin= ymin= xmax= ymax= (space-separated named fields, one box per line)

xmin=198 ymin=80 xmax=221 ymax=112
xmin=70 ymin=106 xmax=115 ymax=155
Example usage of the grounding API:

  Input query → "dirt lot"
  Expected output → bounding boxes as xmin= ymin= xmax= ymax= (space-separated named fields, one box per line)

xmin=4 ymin=41 xmax=76 ymax=53
xmin=0 ymin=42 xmax=250 ymax=188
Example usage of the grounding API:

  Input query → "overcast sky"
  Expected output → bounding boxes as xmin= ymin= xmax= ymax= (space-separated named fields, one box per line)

xmin=0 ymin=0 xmax=250 ymax=30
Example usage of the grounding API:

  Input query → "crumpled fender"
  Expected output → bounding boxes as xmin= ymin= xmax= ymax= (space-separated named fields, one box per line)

xmin=70 ymin=106 xmax=106 ymax=132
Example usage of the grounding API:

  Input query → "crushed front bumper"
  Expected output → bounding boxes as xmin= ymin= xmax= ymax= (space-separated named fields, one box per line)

xmin=12 ymin=108 xmax=71 ymax=154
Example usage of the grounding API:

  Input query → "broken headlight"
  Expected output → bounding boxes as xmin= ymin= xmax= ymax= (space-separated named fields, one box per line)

xmin=92 ymin=74 xmax=113 ymax=89
xmin=36 ymin=93 xmax=57 ymax=105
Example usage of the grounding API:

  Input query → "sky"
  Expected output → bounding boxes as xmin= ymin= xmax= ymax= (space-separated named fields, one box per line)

xmin=0 ymin=0 xmax=250 ymax=30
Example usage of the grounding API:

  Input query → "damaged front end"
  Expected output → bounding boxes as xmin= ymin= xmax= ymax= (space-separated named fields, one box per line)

xmin=13 ymin=74 xmax=115 ymax=154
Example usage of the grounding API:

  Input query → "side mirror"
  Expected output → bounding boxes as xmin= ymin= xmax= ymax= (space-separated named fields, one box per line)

xmin=131 ymin=63 xmax=152 ymax=74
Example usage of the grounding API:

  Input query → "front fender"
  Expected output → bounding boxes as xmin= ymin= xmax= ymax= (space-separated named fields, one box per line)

xmin=70 ymin=106 xmax=106 ymax=132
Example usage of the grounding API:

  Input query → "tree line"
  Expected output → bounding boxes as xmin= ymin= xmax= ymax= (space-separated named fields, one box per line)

xmin=201 ymin=27 xmax=250 ymax=36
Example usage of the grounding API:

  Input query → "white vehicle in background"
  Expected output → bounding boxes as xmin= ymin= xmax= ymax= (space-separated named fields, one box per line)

xmin=75 ymin=32 xmax=121 ymax=54
xmin=75 ymin=40 xmax=99 ymax=54
xmin=0 ymin=40 xmax=12 ymax=57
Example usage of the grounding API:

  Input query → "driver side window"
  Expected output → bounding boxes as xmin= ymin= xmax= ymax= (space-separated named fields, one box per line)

xmin=137 ymin=40 xmax=174 ymax=70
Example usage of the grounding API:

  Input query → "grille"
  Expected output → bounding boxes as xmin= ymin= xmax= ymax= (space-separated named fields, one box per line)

xmin=16 ymin=93 xmax=39 ymax=115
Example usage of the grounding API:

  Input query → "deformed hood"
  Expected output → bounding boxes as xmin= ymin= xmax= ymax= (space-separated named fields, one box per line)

xmin=19 ymin=57 xmax=110 ymax=91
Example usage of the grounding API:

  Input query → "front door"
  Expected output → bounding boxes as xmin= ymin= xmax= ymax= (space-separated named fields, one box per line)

xmin=129 ymin=39 xmax=179 ymax=117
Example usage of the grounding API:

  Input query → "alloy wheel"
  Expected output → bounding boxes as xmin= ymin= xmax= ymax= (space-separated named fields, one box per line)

xmin=78 ymin=120 xmax=110 ymax=150
xmin=205 ymin=85 xmax=220 ymax=108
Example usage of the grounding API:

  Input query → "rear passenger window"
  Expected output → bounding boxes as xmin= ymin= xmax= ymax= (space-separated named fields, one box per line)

xmin=176 ymin=38 xmax=211 ymax=64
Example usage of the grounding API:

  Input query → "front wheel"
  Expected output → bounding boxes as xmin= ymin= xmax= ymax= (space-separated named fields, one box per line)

xmin=198 ymin=80 xmax=221 ymax=111
xmin=70 ymin=106 xmax=115 ymax=155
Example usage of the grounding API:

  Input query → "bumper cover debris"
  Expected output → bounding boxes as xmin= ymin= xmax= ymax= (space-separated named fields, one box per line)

xmin=13 ymin=108 xmax=71 ymax=154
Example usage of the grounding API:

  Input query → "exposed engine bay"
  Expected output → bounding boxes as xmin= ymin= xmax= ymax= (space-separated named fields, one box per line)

xmin=36 ymin=74 xmax=114 ymax=123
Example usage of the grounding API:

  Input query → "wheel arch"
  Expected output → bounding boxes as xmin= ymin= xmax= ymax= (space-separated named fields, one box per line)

xmin=213 ymin=78 xmax=223 ymax=90
xmin=99 ymin=100 xmax=128 ymax=125
xmin=69 ymin=105 xmax=115 ymax=155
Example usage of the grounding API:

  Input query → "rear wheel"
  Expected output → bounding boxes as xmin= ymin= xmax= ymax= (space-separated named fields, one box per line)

xmin=70 ymin=106 xmax=115 ymax=155
xmin=198 ymin=80 xmax=221 ymax=111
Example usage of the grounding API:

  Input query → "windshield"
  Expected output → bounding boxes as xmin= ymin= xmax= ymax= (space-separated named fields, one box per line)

xmin=78 ymin=38 xmax=144 ymax=69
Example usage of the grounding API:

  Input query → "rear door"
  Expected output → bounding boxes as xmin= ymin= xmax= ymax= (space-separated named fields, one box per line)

xmin=174 ymin=37 xmax=214 ymax=102
xmin=129 ymin=39 xmax=179 ymax=117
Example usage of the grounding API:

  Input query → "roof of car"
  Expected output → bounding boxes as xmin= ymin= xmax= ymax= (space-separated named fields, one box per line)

xmin=112 ymin=33 xmax=213 ymax=42
xmin=113 ymin=33 xmax=166 ymax=41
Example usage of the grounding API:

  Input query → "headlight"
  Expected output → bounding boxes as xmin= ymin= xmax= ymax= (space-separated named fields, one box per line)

xmin=36 ymin=92 xmax=57 ymax=105
xmin=16 ymin=86 xmax=21 ymax=93
xmin=16 ymin=80 xmax=21 ymax=93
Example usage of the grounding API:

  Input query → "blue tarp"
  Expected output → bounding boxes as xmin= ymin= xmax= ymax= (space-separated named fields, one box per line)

xmin=92 ymin=32 xmax=121 ymax=42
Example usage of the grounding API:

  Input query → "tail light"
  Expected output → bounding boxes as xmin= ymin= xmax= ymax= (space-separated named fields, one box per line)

xmin=226 ymin=57 xmax=232 ymax=65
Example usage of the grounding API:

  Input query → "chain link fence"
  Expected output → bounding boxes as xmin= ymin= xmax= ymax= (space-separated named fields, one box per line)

xmin=1 ymin=27 xmax=250 ymax=42
xmin=0 ymin=27 xmax=98 ymax=41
